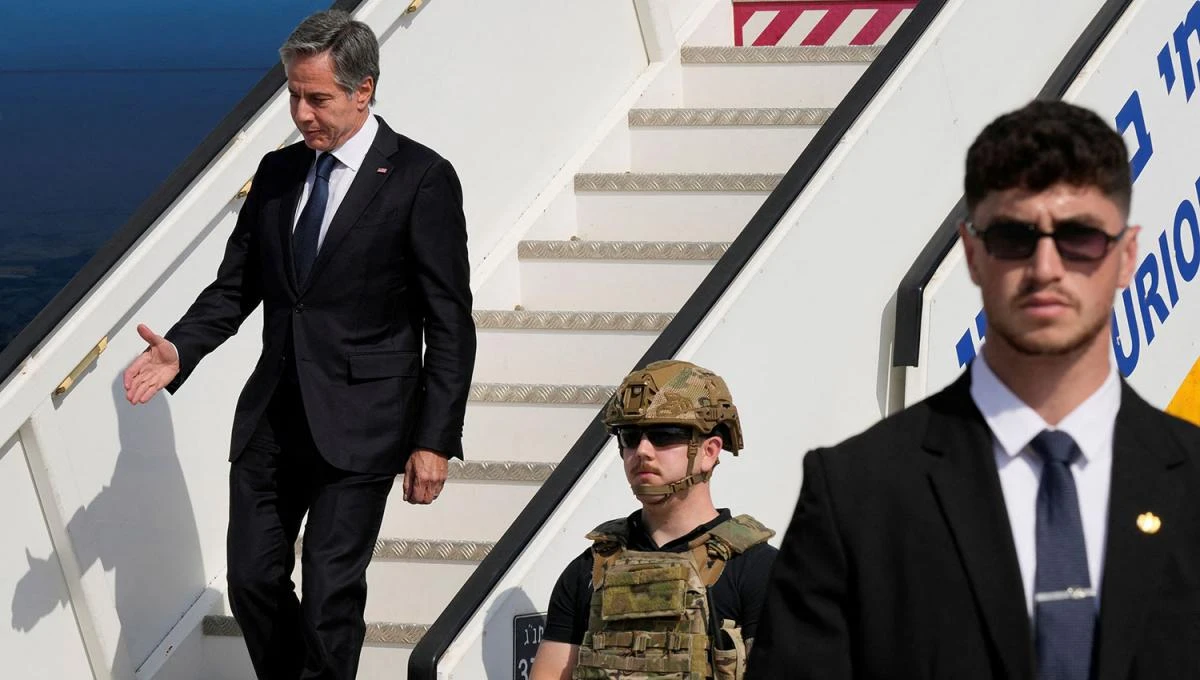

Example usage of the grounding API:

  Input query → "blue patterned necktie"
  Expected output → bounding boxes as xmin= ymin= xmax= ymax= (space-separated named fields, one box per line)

xmin=1031 ymin=430 xmax=1096 ymax=680
xmin=292 ymin=152 xmax=337 ymax=286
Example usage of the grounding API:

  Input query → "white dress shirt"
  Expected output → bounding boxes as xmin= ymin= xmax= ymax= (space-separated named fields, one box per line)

xmin=969 ymin=354 xmax=1119 ymax=617
xmin=292 ymin=113 xmax=379 ymax=249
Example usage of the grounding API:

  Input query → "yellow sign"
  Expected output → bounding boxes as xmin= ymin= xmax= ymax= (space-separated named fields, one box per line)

xmin=1166 ymin=355 xmax=1200 ymax=426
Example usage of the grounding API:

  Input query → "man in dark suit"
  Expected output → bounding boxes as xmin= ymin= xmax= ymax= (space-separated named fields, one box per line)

xmin=122 ymin=10 xmax=475 ymax=679
xmin=747 ymin=100 xmax=1200 ymax=680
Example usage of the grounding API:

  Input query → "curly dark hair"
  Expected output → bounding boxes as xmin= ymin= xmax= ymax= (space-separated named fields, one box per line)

xmin=964 ymin=100 xmax=1131 ymax=216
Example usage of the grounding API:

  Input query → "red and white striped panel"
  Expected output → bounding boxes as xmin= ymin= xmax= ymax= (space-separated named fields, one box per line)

xmin=733 ymin=0 xmax=917 ymax=47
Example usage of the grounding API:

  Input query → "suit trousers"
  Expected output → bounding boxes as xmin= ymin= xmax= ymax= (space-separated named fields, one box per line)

xmin=227 ymin=377 xmax=394 ymax=680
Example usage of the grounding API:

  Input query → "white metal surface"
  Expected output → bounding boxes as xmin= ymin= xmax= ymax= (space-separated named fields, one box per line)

xmin=0 ymin=434 xmax=95 ymax=680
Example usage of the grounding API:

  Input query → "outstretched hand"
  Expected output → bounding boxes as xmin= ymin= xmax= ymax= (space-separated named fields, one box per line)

xmin=404 ymin=448 xmax=449 ymax=504
xmin=123 ymin=324 xmax=180 ymax=405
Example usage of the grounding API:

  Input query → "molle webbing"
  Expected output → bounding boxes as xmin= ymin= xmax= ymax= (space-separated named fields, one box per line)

xmin=575 ymin=515 xmax=775 ymax=679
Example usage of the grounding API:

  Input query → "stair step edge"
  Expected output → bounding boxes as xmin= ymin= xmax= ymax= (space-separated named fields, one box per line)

xmin=628 ymin=107 xmax=832 ymax=127
xmin=474 ymin=309 xmax=674 ymax=331
xmin=470 ymin=383 xmax=615 ymax=405
xmin=574 ymin=172 xmax=781 ymax=192
xmin=203 ymin=615 xmax=428 ymax=646
xmin=681 ymin=45 xmax=881 ymax=64
xmin=516 ymin=240 xmax=728 ymax=261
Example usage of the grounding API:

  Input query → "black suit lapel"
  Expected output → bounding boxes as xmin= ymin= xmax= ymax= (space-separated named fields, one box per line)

xmin=300 ymin=118 xmax=398 ymax=293
xmin=1093 ymin=384 xmax=1186 ymax=680
xmin=924 ymin=372 xmax=1034 ymax=680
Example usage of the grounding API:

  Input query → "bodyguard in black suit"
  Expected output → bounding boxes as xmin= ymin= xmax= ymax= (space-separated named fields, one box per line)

xmin=748 ymin=101 xmax=1200 ymax=679
xmin=123 ymin=10 xmax=475 ymax=679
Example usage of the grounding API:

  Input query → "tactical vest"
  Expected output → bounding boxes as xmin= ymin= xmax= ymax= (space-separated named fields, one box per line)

xmin=573 ymin=514 xmax=774 ymax=680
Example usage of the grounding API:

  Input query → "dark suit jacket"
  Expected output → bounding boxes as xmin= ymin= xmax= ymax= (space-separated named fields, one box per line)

xmin=164 ymin=117 xmax=475 ymax=474
xmin=747 ymin=371 xmax=1200 ymax=680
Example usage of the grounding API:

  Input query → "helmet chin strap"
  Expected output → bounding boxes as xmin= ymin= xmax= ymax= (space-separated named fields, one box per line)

xmin=630 ymin=435 xmax=716 ymax=501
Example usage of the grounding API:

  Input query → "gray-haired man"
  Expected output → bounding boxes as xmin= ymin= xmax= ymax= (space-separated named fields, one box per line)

xmin=122 ymin=9 xmax=475 ymax=678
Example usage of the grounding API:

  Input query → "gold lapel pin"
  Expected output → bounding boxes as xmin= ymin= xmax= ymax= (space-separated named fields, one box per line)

xmin=1137 ymin=512 xmax=1162 ymax=535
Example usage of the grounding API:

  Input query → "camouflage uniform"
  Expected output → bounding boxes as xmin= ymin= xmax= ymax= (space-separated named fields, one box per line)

xmin=568 ymin=360 xmax=773 ymax=679
xmin=572 ymin=514 xmax=774 ymax=680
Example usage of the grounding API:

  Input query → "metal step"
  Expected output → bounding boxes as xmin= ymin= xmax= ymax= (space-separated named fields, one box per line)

xmin=436 ymin=458 xmax=558 ymax=482
xmin=473 ymin=310 xmax=669 ymax=384
xmin=203 ymin=616 xmax=428 ymax=646
xmin=627 ymin=109 xmax=825 ymax=172
xmin=517 ymin=240 xmax=728 ymax=261
xmin=680 ymin=45 xmax=876 ymax=108
xmin=574 ymin=172 xmax=781 ymax=193
xmin=469 ymin=383 xmax=615 ymax=405
xmin=681 ymin=45 xmax=881 ymax=63
xmin=297 ymin=537 xmax=495 ymax=562
xmin=628 ymin=107 xmax=832 ymax=127
xmin=475 ymin=309 xmax=675 ymax=330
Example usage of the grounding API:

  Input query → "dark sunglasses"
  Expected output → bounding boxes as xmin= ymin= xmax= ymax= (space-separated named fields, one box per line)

xmin=615 ymin=425 xmax=695 ymax=449
xmin=966 ymin=219 xmax=1126 ymax=262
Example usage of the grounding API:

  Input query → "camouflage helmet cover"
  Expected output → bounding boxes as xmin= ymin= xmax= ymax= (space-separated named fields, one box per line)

xmin=603 ymin=360 xmax=743 ymax=453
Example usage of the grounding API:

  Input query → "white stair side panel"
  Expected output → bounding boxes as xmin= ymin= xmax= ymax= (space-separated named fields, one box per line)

xmin=294 ymin=559 xmax=476 ymax=624
xmin=475 ymin=329 xmax=661 ymax=384
xmin=682 ymin=62 xmax=869 ymax=108
xmin=0 ymin=436 xmax=95 ymax=680
xmin=520 ymin=260 xmax=714 ymax=312
xmin=574 ymin=192 xmax=768 ymax=241
xmin=463 ymin=403 xmax=600 ymax=465
xmin=380 ymin=481 xmax=541 ymax=541
xmin=686 ymin=0 xmax=736 ymax=46
xmin=629 ymin=125 xmax=818 ymax=173
xmin=580 ymin=119 xmax=635 ymax=172
xmin=523 ymin=189 xmax=583 ymax=242
xmin=471 ymin=250 xmax=521 ymax=311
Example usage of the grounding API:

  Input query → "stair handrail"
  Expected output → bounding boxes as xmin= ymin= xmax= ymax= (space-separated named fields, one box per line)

xmin=892 ymin=0 xmax=1135 ymax=368
xmin=407 ymin=0 xmax=952 ymax=676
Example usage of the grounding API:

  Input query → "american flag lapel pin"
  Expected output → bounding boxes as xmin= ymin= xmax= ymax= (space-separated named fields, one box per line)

xmin=376 ymin=167 xmax=388 ymax=174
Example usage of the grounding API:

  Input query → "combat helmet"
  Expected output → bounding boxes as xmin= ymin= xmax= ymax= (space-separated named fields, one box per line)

xmin=603 ymin=360 xmax=743 ymax=498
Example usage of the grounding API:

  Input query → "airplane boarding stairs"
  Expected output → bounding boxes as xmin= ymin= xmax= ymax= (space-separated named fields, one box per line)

xmin=6 ymin=0 xmax=1189 ymax=678
xmin=198 ymin=6 xmax=889 ymax=678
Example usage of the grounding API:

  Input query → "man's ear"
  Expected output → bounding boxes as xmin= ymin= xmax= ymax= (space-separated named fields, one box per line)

xmin=700 ymin=435 xmax=723 ymax=473
xmin=1116 ymin=224 xmax=1141 ymax=288
xmin=960 ymin=221 xmax=983 ymax=286
xmin=355 ymin=76 xmax=374 ymax=109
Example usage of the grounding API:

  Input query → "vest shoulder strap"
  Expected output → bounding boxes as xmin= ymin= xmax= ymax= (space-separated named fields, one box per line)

xmin=586 ymin=517 xmax=631 ymax=546
xmin=586 ymin=517 xmax=632 ymax=588
xmin=707 ymin=514 xmax=775 ymax=554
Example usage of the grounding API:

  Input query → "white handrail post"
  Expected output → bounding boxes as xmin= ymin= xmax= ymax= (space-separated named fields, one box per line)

xmin=634 ymin=0 xmax=678 ymax=63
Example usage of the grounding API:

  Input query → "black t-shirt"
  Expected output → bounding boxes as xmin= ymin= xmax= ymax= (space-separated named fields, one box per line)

xmin=543 ymin=509 xmax=778 ymax=645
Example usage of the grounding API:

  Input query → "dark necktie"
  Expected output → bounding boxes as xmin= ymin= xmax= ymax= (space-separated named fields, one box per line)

xmin=1031 ymin=430 xmax=1096 ymax=680
xmin=293 ymin=152 xmax=337 ymax=286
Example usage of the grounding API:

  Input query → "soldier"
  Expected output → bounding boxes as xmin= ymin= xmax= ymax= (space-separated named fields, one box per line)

xmin=532 ymin=360 xmax=778 ymax=680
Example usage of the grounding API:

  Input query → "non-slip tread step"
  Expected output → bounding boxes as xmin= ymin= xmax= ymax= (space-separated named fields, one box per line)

xmin=518 ymin=240 xmax=729 ymax=261
xmin=574 ymin=172 xmax=781 ymax=192
xmin=203 ymin=615 xmax=428 ymax=646
xmin=469 ymin=382 xmax=615 ymax=405
xmin=372 ymin=538 xmax=494 ymax=562
xmin=296 ymin=537 xmax=496 ymax=562
xmin=474 ymin=309 xmax=674 ymax=332
xmin=681 ymin=45 xmax=881 ymax=63
xmin=442 ymin=459 xmax=557 ymax=482
xmin=628 ymin=107 xmax=832 ymax=127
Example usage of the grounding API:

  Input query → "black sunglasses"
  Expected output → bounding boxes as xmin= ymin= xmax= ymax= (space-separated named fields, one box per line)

xmin=966 ymin=219 xmax=1126 ymax=262
xmin=615 ymin=425 xmax=695 ymax=449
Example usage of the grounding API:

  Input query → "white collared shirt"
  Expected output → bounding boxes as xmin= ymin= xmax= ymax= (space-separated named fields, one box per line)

xmin=292 ymin=113 xmax=379 ymax=249
xmin=969 ymin=355 xmax=1119 ymax=617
